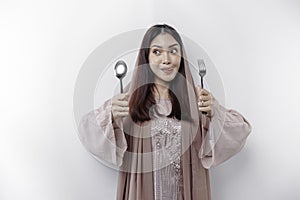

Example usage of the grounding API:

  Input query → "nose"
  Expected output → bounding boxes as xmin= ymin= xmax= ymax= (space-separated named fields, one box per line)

xmin=162 ymin=51 xmax=171 ymax=65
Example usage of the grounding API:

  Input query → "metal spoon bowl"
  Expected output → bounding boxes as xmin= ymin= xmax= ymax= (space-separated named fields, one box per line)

xmin=114 ymin=60 xmax=127 ymax=93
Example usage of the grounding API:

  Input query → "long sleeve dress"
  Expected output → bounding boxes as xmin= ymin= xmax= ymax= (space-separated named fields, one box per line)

xmin=78 ymin=97 xmax=252 ymax=200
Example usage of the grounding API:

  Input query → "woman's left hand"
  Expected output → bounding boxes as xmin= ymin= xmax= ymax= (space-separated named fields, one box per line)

xmin=197 ymin=87 xmax=215 ymax=117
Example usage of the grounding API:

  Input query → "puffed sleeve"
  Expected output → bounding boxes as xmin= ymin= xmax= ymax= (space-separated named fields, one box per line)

xmin=77 ymin=99 xmax=128 ymax=167
xmin=199 ymin=99 xmax=252 ymax=169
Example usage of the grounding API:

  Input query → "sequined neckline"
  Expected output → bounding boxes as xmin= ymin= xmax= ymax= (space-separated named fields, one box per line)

xmin=155 ymin=97 xmax=171 ymax=102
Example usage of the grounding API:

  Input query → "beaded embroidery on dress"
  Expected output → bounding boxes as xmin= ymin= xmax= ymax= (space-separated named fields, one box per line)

xmin=150 ymin=99 xmax=182 ymax=200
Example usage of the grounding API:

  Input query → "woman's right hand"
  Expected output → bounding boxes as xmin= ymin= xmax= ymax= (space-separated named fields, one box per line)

xmin=111 ymin=93 xmax=130 ymax=120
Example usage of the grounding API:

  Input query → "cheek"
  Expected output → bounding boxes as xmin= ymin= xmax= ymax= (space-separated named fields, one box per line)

xmin=149 ymin=55 xmax=160 ymax=64
xmin=173 ymin=56 xmax=181 ymax=67
xmin=149 ymin=63 xmax=158 ymax=75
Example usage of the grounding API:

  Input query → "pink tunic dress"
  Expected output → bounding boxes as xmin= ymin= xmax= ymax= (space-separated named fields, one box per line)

xmin=78 ymin=97 xmax=252 ymax=200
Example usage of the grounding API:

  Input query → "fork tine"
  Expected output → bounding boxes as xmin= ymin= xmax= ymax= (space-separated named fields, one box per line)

xmin=197 ymin=59 xmax=206 ymax=89
xmin=197 ymin=59 xmax=206 ymax=75
xmin=197 ymin=59 xmax=205 ymax=68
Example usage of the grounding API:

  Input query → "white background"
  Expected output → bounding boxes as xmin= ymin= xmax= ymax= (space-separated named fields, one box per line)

xmin=1 ymin=0 xmax=300 ymax=199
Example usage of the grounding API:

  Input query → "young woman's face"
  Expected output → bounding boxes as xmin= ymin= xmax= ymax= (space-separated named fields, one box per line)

xmin=148 ymin=33 xmax=182 ymax=86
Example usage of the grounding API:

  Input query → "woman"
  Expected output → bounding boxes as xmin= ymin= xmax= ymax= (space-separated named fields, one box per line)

xmin=78 ymin=24 xmax=252 ymax=200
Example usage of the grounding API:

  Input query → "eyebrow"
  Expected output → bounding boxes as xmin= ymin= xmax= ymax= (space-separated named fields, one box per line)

xmin=150 ymin=43 xmax=179 ymax=48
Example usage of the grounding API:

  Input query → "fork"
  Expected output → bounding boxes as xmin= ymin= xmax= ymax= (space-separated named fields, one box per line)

xmin=197 ymin=59 xmax=206 ymax=89
xmin=197 ymin=59 xmax=207 ymax=115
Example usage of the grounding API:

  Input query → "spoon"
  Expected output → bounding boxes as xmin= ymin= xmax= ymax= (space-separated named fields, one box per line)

xmin=114 ymin=60 xmax=127 ymax=93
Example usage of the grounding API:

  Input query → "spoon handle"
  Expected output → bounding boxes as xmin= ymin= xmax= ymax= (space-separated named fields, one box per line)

xmin=120 ymin=78 xmax=123 ymax=93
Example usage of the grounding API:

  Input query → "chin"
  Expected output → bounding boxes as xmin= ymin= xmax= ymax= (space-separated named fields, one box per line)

xmin=162 ymin=75 xmax=177 ymax=83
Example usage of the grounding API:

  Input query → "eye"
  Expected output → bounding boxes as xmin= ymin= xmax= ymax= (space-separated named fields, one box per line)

xmin=170 ymin=49 xmax=178 ymax=54
xmin=152 ymin=49 xmax=161 ymax=55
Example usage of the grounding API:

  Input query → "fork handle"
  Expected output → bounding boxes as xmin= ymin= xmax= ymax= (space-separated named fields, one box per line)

xmin=200 ymin=76 xmax=207 ymax=115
